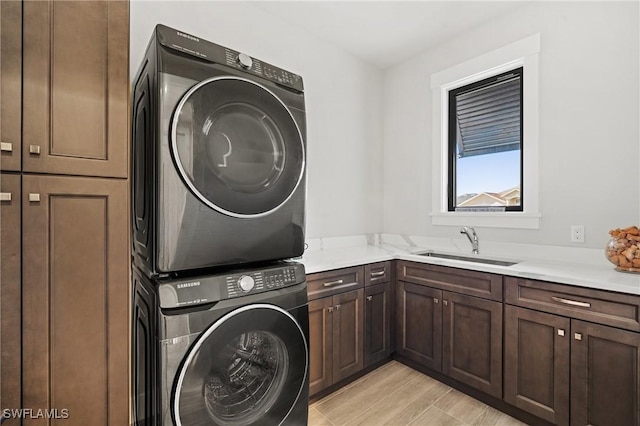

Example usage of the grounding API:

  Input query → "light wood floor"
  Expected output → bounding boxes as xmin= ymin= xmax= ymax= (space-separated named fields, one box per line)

xmin=309 ymin=361 xmax=527 ymax=426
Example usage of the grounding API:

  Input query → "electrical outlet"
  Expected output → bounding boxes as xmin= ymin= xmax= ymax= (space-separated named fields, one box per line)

xmin=571 ymin=225 xmax=585 ymax=243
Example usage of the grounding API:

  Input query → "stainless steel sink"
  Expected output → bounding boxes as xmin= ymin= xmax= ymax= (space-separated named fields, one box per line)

xmin=416 ymin=251 xmax=519 ymax=267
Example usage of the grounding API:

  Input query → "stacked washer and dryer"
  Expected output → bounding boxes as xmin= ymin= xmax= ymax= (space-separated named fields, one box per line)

xmin=131 ymin=25 xmax=309 ymax=426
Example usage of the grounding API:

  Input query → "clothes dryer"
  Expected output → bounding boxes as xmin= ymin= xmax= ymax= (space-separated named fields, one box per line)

xmin=132 ymin=25 xmax=306 ymax=277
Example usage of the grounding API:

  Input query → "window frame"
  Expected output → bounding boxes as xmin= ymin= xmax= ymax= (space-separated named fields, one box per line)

xmin=429 ymin=34 xmax=541 ymax=229
xmin=447 ymin=67 xmax=524 ymax=212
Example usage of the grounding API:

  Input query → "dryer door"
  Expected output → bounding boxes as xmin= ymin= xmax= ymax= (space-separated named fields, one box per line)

xmin=173 ymin=304 xmax=308 ymax=426
xmin=171 ymin=77 xmax=305 ymax=218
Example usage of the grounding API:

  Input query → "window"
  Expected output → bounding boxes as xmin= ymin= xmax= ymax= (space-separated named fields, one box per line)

xmin=447 ymin=67 xmax=523 ymax=212
xmin=429 ymin=34 xmax=540 ymax=229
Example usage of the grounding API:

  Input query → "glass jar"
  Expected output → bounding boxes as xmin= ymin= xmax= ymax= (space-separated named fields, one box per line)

xmin=605 ymin=226 xmax=640 ymax=272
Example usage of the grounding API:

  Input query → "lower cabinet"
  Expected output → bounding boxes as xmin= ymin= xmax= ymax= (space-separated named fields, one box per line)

xmin=1 ymin=174 xmax=21 ymax=418
xmin=364 ymin=282 xmax=392 ymax=367
xmin=308 ymin=289 xmax=364 ymax=396
xmin=395 ymin=281 xmax=442 ymax=370
xmin=395 ymin=280 xmax=502 ymax=397
xmin=571 ymin=320 xmax=640 ymax=426
xmin=505 ymin=305 xmax=640 ymax=426
xmin=504 ymin=305 xmax=570 ymax=425
xmin=21 ymin=175 xmax=129 ymax=425
xmin=442 ymin=291 xmax=502 ymax=398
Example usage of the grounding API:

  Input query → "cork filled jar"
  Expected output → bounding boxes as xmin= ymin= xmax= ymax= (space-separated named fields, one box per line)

xmin=606 ymin=226 xmax=640 ymax=272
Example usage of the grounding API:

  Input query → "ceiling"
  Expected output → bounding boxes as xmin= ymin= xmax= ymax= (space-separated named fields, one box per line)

xmin=251 ymin=1 xmax=526 ymax=69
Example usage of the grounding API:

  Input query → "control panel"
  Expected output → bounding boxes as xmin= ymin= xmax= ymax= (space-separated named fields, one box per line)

xmin=158 ymin=263 xmax=304 ymax=309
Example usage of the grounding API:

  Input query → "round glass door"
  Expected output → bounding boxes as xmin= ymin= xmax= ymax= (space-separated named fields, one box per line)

xmin=171 ymin=77 xmax=305 ymax=218
xmin=173 ymin=305 xmax=308 ymax=426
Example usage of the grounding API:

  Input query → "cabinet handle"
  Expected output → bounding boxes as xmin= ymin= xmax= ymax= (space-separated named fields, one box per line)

xmin=29 ymin=145 xmax=41 ymax=155
xmin=370 ymin=271 xmax=385 ymax=277
xmin=0 ymin=192 xmax=11 ymax=201
xmin=574 ymin=333 xmax=582 ymax=341
xmin=328 ymin=307 xmax=333 ymax=313
xmin=323 ymin=279 xmax=344 ymax=287
xmin=366 ymin=296 xmax=373 ymax=301
xmin=0 ymin=142 xmax=13 ymax=152
xmin=433 ymin=298 xmax=439 ymax=304
xmin=557 ymin=329 xmax=565 ymax=337
xmin=29 ymin=193 xmax=40 ymax=202
xmin=551 ymin=296 xmax=591 ymax=308
xmin=335 ymin=304 xmax=341 ymax=310
xmin=443 ymin=300 xmax=448 ymax=306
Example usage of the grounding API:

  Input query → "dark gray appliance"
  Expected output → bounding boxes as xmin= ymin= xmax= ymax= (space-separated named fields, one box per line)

xmin=131 ymin=25 xmax=306 ymax=277
xmin=132 ymin=262 xmax=309 ymax=425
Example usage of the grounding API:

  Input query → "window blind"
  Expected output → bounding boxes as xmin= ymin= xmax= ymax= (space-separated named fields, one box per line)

xmin=454 ymin=74 xmax=521 ymax=158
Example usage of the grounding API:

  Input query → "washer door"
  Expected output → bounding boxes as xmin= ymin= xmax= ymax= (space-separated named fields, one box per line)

xmin=173 ymin=304 xmax=308 ymax=426
xmin=171 ymin=77 xmax=305 ymax=218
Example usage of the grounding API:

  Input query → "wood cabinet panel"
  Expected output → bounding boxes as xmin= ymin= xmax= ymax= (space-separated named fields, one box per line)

xmin=395 ymin=281 xmax=442 ymax=371
xmin=442 ymin=291 xmax=502 ymax=398
xmin=364 ymin=282 xmax=391 ymax=367
xmin=308 ymin=297 xmax=334 ymax=396
xmin=504 ymin=305 xmax=570 ymax=425
xmin=307 ymin=266 xmax=364 ymax=301
xmin=22 ymin=175 xmax=128 ymax=426
xmin=397 ymin=261 xmax=502 ymax=301
xmin=0 ymin=1 xmax=22 ymax=171
xmin=1 ymin=174 xmax=21 ymax=418
xmin=571 ymin=320 xmax=640 ymax=426
xmin=22 ymin=0 xmax=129 ymax=178
xmin=364 ymin=261 xmax=391 ymax=286
xmin=332 ymin=289 xmax=364 ymax=383
xmin=505 ymin=276 xmax=640 ymax=332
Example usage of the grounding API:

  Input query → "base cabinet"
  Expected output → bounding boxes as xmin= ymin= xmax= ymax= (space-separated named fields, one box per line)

xmin=571 ymin=320 xmax=640 ymax=426
xmin=504 ymin=305 xmax=570 ymax=425
xmin=308 ymin=289 xmax=364 ymax=396
xmin=442 ymin=291 xmax=502 ymax=398
xmin=395 ymin=281 xmax=442 ymax=371
xmin=364 ymin=282 xmax=392 ymax=367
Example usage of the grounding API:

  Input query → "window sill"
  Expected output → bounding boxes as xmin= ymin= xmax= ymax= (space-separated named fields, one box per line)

xmin=430 ymin=212 xmax=541 ymax=229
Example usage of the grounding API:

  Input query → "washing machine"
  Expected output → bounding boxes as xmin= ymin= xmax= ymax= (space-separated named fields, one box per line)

xmin=132 ymin=262 xmax=309 ymax=425
xmin=132 ymin=24 xmax=307 ymax=277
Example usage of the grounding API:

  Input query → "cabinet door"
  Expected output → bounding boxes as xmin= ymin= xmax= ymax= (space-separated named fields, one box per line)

xmin=1 ymin=174 xmax=21 ymax=417
xmin=364 ymin=282 xmax=391 ymax=367
xmin=332 ymin=288 xmax=364 ymax=383
xmin=22 ymin=175 xmax=129 ymax=426
xmin=442 ymin=291 xmax=502 ymax=398
xmin=504 ymin=305 xmax=570 ymax=425
xmin=395 ymin=281 xmax=442 ymax=371
xmin=22 ymin=1 xmax=128 ymax=178
xmin=0 ymin=0 xmax=22 ymax=171
xmin=308 ymin=297 xmax=334 ymax=396
xmin=571 ymin=320 xmax=640 ymax=426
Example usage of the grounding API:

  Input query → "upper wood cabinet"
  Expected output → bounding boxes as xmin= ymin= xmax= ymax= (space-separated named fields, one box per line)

xmin=1 ymin=174 xmax=21 ymax=418
xmin=22 ymin=0 xmax=129 ymax=178
xmin=0 ymin=1 xmax=22 ymax=171
xmin=21 ymin=175 xmax=129 ymax=426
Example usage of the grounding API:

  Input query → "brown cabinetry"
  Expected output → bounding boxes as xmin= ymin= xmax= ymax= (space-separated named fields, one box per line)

xmin=22 ymin=0 xmax=128 ymax=178
xmin=1 ymin=174 xmax=21 ymax=416
xmin=506 ymin=277 xmax=640 ymax=426
xmin=364 ymin=282 xmax=392 ymax=367
xmin=504 ymin=305 xmax=570 ymax=425
xmin=0 ymin=1 xmax=22 ymax=172
xmin=307 ymin=268 xmax=365 ymax=396
xmin=22 ymin=175 xmax=129 ymax=425
xmin=1 ymin=1 xmax=131 ymax=423
xmin=363 ymin=261 xmax=391 ymax=368
xmin=395 ymin=261 xmax=503 ymax=397
xmin=442 ymin=291 xmax=502 ymax=398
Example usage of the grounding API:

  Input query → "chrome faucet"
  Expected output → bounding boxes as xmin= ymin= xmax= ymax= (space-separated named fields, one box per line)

xmin=460 ymin=227 xmax=479 ymax=254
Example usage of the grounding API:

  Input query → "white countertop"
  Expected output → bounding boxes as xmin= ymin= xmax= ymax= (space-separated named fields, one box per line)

xmin=300 ymin=235 xmax=640 ymax=296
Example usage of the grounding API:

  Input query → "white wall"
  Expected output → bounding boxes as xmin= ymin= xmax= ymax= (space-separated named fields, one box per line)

xmin=130 ymin=1 xmax=384 ymax=239
xmin=382 ymin=1 xmax=639 ymax=248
